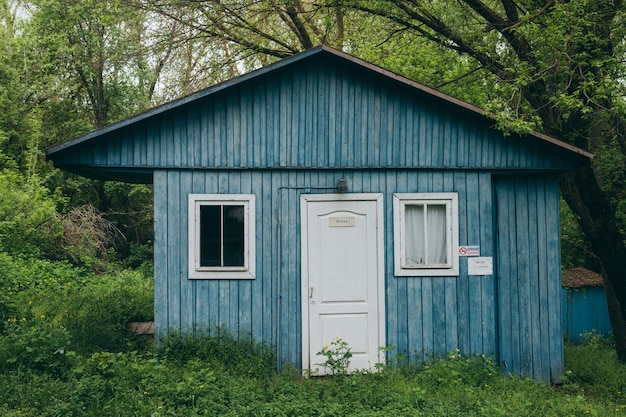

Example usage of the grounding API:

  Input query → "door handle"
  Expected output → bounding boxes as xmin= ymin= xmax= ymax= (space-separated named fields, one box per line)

xmin=309 ymin=286 xmax=314 ymax=298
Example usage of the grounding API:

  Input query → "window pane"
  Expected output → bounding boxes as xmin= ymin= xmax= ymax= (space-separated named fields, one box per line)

xmin=200 ymin=205 xmax=221 ymax=267
xmin=405 ymin=205 xmax=425 ymax=265
xmin=427 ymin=204 xmax=447 ymax=264
xmin=223 ymin=205 xmax=245 ymax=266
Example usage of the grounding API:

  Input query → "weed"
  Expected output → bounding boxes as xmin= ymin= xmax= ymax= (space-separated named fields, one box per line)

xmin=316 ymin=337 xmax=352 ymax=375
xmin=375 ymin=344 xmax=405 ymax=371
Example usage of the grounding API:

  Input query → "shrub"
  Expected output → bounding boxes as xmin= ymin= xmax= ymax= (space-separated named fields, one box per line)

xmin=160 ymin=330 xmax=276 ymax=378
xmin=1 ymin=255 xmax=153 ymax=354
xmin=415 ymin=350 xmax=500 ymax=388
xmin=0 ymin=338 xmax=623 ymax=416
xmin=45 ymin=269 xmax=154 ymax=354
xmin=563 ymin=333 xmax=626 ymax=402
xmin=59 ymin=204 xmax=125 ymax=270
xmin=0 ymin=251 xmax=87 ymax=328
xmin=0 ymin=316 xmax=72 ymax=377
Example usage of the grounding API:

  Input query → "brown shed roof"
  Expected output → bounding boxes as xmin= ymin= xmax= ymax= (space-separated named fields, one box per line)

xmin=562 ymin=267 xmax=604 ymax=288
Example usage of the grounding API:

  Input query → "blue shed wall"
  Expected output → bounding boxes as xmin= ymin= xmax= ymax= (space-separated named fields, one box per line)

xmin=494 ymin=175 xmax=563 ymax=382
xmin=154 ymin=168 xmax=563 ymax=382
xmin=562 ymin=287 xmax=612 ymax=342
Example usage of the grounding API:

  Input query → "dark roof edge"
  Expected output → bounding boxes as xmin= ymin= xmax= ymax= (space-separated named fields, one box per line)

xmin=45 ymin=44 xmax=592 ymax=160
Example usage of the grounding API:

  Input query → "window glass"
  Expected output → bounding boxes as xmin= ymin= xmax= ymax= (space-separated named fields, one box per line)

xmin=222 ymin=205 xmax=245 ymax=266
xmin=404 ymin=205 xmax=425 ymax=265
xmin=427 ymin=204 xmax=447 ymax=265
xmin=394 ymin=193 xmax=458 ymax=277
xmin=189 ymin=194 xmax=255 ymax=279
xmin=404 ymin=203 xmax=447 ymax=266
xmin=200 ymin=205 xmax=221 ymax=267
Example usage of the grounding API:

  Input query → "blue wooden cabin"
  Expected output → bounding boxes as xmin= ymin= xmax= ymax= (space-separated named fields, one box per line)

xmin=46 ymin=45 xmax=590 ymax=383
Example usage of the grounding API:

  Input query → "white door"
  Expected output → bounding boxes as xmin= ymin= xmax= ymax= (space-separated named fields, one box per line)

xmin=301 ymin=194 xmax=385 ymax=374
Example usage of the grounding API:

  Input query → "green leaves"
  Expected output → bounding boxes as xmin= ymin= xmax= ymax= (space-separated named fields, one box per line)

xmin=0 ymin=315 xmax=73 ymax=376
xmin=315 ymin=337 xmax=353 ymax=375
xmin=0 ymin=169 xmax=63 ymax=257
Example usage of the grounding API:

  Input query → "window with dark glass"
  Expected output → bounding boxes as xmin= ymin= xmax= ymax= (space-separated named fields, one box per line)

xmin=199 ymin=205 xmax=245 ymax=267
xmin=189 ymin=194 xmax=255 ymax=279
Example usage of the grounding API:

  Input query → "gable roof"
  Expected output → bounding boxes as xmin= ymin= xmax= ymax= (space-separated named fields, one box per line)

xmin=45 ymin=45 xmax=591 ymax=183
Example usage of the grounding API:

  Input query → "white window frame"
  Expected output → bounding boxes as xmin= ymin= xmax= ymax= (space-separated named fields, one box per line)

xmin=393 ymin=193 xmax=459 ymax=277
xmin=188 ymin=194 xmax=256 ymax=279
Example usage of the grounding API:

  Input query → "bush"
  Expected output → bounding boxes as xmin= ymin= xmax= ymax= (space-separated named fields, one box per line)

xmin=0 ymin=253 xmax=153 ymax=354
xmin=59 ymin=204 xmax=125 ymax=270
xmin=1 ymin=250 xmax=625 ymax=416
xmin=160 ymin=330 xmax=276 ymax=378
xmin=0 ymin=335 xmax=624 ymax=416
xmin=563 ymin=332 xmax=626 ymax=402
xmin=0 ymin=316 xmax=73 ymax=377
xmin=0 ymin=252 xmax=87 ymax=328
xmin=38 ymin=269 xmax=154 ymax=354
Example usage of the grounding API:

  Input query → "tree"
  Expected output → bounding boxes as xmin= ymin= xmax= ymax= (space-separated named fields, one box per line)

xmin=138 ymin=0 xmax=496 ymax=101
xmin=28 ymin=0 xmax=152 ymax=130
xmin=21 ymin=0 xmax=177 ymax=265
xmin=0 ymin=0 xmax=47 ymax=172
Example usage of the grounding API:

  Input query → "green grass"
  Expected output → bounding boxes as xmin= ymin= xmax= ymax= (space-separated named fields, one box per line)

xmin=0 ymin=340 xmax=624 ymax=417
xmin=1 ymin=252 xmax=625 ymax=416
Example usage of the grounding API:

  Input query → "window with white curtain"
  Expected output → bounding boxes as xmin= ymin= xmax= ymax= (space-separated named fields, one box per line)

xmin=393 ymin=193 xmax=459 ymax=276
xmin=188 ymin=194 xmax=256 ymax=279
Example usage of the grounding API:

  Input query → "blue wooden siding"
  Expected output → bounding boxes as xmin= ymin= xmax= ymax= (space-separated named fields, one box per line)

xmin=562 ymin=287 xmax=612 ymax=342
xmin=154 ymin=168 xmax=502 ymax=368
xmin=495 ymin=175 xmax=563 ymax=383
xmin=52 ymin=56 xmax=581 ymax=177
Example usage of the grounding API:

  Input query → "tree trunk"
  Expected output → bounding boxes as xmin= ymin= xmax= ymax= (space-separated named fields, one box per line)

xmin=560 ymin=165 xmax=626 ymax=361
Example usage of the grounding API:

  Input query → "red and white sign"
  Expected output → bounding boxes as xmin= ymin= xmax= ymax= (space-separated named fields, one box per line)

xmin=458 ymin=246 xmax=480 ymax=256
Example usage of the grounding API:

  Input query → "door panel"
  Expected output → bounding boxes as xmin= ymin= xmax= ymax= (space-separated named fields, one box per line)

xmin=316 ymin=211 xmax=368 ymax=303
xmin=301 ymin=195 xmax=384 ymax=374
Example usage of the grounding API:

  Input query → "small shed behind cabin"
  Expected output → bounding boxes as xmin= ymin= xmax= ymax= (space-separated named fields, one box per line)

xmin=562 ymin=267 xmax=612 ymax=342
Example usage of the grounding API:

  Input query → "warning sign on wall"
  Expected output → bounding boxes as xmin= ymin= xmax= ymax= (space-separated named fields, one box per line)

xmin=458 ymin=245 xmax=480 ymax=256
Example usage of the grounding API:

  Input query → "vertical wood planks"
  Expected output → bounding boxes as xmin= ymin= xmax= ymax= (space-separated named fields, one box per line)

xmin=153 ymin=170 xmax=168 ymax=338
xmin=466 ymin=172 xmax=483 ymax=354
xmin=166 ymin=170 xmax=181 ymax=331
xmin=495 ymin=176 xmax=512 ymax=371
xmin=495 ymin=175 xmax=563 ymax=382
xmin=479 ymin=172 xmax=496 ymax=356
xmin=179 ymin=172 xmax=194 ymax=333
xmin=545 ymin=176 xmax=564 ymax=381
xmin=52 ymin=58 xmax=581 ymax=175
